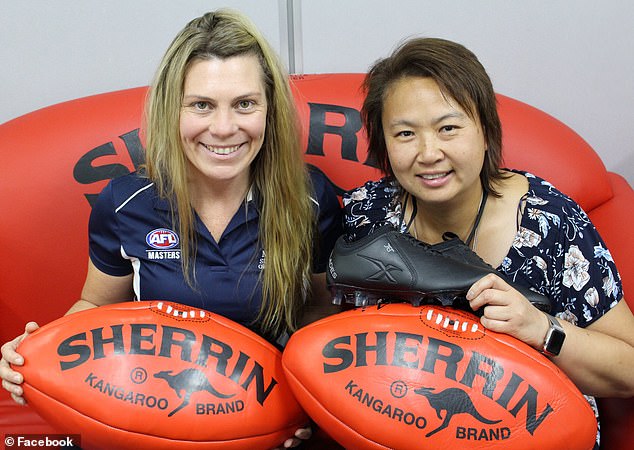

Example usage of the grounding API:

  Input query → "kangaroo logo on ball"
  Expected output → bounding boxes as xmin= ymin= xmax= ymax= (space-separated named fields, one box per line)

xmin=414 ymin=386 xmax=501 ymax=437
xmin=154 ymin=368 xmax=235 ymax=417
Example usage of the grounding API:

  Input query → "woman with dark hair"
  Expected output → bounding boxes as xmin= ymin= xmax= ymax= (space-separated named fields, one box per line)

xmin=333 ymin=37 xmax=634 ymax=448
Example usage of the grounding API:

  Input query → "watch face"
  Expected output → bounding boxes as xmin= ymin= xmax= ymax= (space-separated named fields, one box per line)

xmin=548 ymin=328 xmax=566 ymax=353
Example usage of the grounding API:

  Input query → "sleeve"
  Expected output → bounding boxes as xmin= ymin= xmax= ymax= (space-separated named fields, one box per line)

xmin=309 ymin=168 xmax=343 ymax=273
xmin=342 ymin=178 xmax=400 ymax=241
xmin=88 ymin=180 xmax=134 ymax=276
xmin=547 ymin=191 xmax=623 ymax=327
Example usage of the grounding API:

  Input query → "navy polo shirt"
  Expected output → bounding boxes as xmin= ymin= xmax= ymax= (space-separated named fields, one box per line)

xmin=88 ymin=168 xmax=342 ymax=330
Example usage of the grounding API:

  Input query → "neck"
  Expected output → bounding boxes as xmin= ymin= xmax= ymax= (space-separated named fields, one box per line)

xmin=407 ymin=186 xmax=486 ymax=245
xmin=188 ymin=175 xmax=252 ymax=243
xmin=189 ymin=172 xmax=251 ymax=210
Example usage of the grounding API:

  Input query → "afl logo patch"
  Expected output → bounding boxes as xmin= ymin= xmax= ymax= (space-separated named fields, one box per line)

xmin=146 ymin=228 xmax=179 ymax=249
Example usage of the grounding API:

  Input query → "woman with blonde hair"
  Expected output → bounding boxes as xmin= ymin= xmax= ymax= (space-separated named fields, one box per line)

xmin=1 ymin=10 xmax=341 ymax=448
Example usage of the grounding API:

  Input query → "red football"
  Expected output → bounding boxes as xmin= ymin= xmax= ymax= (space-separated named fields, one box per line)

xmin=282 ymin=303 xmax=597 ymax=450
xmin=14 ymin=301 xmax=308 ymax=450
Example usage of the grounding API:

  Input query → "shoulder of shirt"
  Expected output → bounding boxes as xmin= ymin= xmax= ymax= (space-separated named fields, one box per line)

xmin=307 ymin=165 xmax=338 ymax=206
xmin=512 ymin=169 xmax=584 ymax=214
xmin=307 ymin=165 xmax=328 ymax=187
xmin=343 ymin=176 xmax=395 ymax=200
xmin=103 ymin=172 xmax=157 ymax=213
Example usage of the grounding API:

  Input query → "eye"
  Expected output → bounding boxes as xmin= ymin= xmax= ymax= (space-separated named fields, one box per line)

xmin=396 ymin=130 xmax=414 ymax=138
xmin=439 ymin=125 xmax=461 ymax=135
xmin=237 ymin=99 xmax=255 ymax=110
xmin=192 ymin=101 xmax=210 ymax=111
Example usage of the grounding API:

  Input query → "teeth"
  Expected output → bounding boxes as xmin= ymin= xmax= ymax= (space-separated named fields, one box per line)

xmin=201 ymin=143 xmax=241 ymax=155
xmin=421 ymin=173 xmax=447 ymax=180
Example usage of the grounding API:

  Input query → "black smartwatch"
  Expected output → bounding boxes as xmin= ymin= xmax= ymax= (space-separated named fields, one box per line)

xmin=541 ymin=313 xmax=566 ymax=356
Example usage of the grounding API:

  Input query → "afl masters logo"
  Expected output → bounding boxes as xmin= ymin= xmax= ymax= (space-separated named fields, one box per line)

xmin=146 ymin=228 xmax=179 ymax=249
xmin=146 ymin=228 xmax=181 ymax=260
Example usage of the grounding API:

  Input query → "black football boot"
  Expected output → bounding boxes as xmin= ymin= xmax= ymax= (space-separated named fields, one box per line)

xmin=327 ymin=225 xmax=551 ymax=315
xmin=430 ymin=232 xmax=551 ymax=312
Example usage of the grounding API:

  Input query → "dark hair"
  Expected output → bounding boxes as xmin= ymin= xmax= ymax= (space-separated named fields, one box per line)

xmin=361 ymin=37 xmax=506 ymax=195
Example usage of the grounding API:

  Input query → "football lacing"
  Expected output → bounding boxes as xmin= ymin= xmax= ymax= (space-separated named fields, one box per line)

xmin=425 ymin=308 xmax=480 ymax=333
xmin=156 ymin=301 xmax=206 ymax=318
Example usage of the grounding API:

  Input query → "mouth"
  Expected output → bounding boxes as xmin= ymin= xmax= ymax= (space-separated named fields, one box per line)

xmin=418 ymin=171 xmax=452 ymax=181
xmin=200 ymin=143 xmax=243 ymax=155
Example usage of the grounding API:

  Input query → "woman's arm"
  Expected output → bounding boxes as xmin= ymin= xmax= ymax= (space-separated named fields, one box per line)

xmin=467 ymin=274 xmax=634 ymax=398
xmin=66 ymin=259 xmax=134 ymax=314
xmin=553 ymin=300 xmax=634 ymax=397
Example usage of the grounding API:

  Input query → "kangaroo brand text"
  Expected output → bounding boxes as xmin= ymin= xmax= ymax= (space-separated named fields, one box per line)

xmin=85 ymin=372 xmax=169 ymax=410
xmin=345 ymin=379 xmax=427 ymax=429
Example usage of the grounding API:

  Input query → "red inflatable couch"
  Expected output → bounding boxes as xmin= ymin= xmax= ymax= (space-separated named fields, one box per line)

xmin=1 ymin=73 xmax=632 ymax=449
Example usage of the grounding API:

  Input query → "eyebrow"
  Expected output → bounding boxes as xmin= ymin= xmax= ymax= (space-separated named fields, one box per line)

xmin=432 ymin=111 xmax=467 ymax=125
xmin=182 ymin=92 xmax=264 ymax=101
xmin=387 ymin=112 xmax=467 ymax=128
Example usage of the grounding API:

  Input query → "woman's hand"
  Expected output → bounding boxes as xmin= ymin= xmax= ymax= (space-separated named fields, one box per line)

xmin=0 ymin=322 xmax=39 ymax=405
xmin=272 ymin=425 xmax=312 ymax=449
xmin=466 ymin=273 xmax=549 ymax=349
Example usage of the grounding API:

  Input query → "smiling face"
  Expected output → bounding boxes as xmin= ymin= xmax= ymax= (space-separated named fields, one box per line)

xmin=382 ymin=76 xmax=486 ymax=206
xmin=179 ymin=54 xmax=267 ymax=190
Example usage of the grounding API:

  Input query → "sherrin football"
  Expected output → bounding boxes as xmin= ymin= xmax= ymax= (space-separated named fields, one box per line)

xmin=282 ymin=303 xmax=597 ymax=450
xmin=13 ymin=301 xmax=308 ymax=450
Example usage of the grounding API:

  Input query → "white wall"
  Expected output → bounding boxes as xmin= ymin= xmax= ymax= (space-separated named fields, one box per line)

xmin=300 ymin=0 xmax=634 ymax=185
xmin=0 ymin=0 xmax=283 ymax=122
xmin=2 ymin=0 xmax=633 ymax=184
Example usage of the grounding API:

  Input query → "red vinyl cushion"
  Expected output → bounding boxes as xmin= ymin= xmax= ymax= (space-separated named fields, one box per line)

xmin=496 ymin=93 xmax=612 ymax=212
xmin=1 ymin=73 xmax=631 ymax=449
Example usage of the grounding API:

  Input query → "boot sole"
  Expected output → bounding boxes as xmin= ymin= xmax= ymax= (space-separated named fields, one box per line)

xmin=329 ymin=283 xmax=479 ymax=315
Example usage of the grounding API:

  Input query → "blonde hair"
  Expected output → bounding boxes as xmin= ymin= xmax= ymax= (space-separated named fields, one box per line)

xmin=144 ymin=10 xmax=314 ymax=337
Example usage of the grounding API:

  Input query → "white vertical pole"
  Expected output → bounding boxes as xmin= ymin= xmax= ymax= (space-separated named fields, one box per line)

xmin=278 ymin=0 xmax=303 ymax=75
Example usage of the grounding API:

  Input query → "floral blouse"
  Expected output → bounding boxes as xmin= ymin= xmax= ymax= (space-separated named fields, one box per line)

xmin=342 ymin=171 xmax=622 ymax=324
xmin=342 ymin=171 xmax=624 ymax=449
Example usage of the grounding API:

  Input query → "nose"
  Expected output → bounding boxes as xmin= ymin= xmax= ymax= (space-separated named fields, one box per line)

xmin=416 ymin=133 xmax=443 ymax=164
xmin=208 ymin=108 xmax=237 ymax=137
